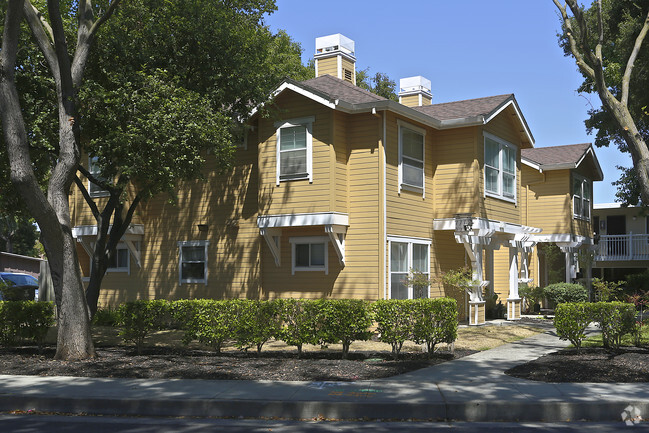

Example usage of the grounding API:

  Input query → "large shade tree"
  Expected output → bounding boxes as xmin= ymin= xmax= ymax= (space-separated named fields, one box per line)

xmin=553 ymin=0 xmax=649 ymax=205
xmin=0 ymin=0 xmax=123 ymax=360
xmin=76 ymin=0 xmax=311 ymax=318
xmin=0 ymin=0 xmax=309 ymax=358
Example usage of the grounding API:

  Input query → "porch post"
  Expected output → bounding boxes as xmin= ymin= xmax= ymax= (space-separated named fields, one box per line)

xmin=506 ymin=246 xmax=521 ymax=321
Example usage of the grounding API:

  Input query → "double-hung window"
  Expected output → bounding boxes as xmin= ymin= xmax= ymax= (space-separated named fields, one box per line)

xmin=388 ymin=236 xmax=430 ymax=299
xmin=289 ymin=236 xmax=328 ymax=275
xmin=178 ymin=240 xmax=209 ymax=284
xmin=398 ymin=121 xmax=426 ymax=194
xmin=88 ymin=156 xmax=109 ymax=196
xmin=484 ymin=133 xmax=517 ymax=202
xmin=275 ymin=116 xmax=314 ymax=185
xmin=573 ymin=175 xmax=591 ymax=219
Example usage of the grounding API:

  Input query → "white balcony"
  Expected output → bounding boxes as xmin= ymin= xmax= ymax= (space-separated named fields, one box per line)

xmin=595 ymin=234 xmax=649 ymax=261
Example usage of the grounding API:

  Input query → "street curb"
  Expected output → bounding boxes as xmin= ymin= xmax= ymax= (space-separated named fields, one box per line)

xmin=1 ymin=396 xmax=647 ymax=422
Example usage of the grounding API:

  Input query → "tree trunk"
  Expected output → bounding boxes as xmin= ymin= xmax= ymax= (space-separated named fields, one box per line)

xmin=0 ymin=0 xmax=95 ymax=360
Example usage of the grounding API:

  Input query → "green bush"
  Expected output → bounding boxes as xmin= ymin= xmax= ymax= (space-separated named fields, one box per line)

xmin=554 ymin=303 xmax=592 ymax=349
xmin=276 ymin=299 xmax=320 ymax=357
xmin=519 ymin=284 xmax=544 ymax=312
xmin=317 ymin=299 xmax=373 ymax=359
xmin=592 ymin=278 xmax=625 ymax=302
xmin=411 ymin=298 xmax=458 ymax=357
xmin=590 ymin=301 xmax=636 ymax=349
xmin=117 ymin=300 xmax=171 ymax=354
xmin=0 ymin=301 xmax=55 ymax=348
xmin=172 ymin=299 xmax=238 ymax=354
xmin=373 ymin=300 xmax=413 ymax=359
xmin=232 ymin=299 xmax=281 ymax=353
xmin=543 ymin=283 xmax=588 ymax=306
xmin=625 ymin=269 xmax=649 ymax=293
xmin=92 ymin=306 xmax=120 ymax=327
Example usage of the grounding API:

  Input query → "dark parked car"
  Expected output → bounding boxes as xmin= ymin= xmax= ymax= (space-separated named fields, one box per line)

xmin=0 ymin=272 xmax=39 ymax=301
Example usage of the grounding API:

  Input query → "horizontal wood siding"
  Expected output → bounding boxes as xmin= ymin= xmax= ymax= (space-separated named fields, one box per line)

xmin=400 ymin=95 xmax=419 ymax=108
xmin=432 ymin=127 xmax=480 ymax=219
xmin=91 ymin=132 xmax=261 ymax=308
xmin=522 ymin=167 xmax=572 ymax=234
xmin=258 ymin=112 xmax=380 ymax=301
xmin=334 ymin=111 xmax=348 ymax=213
xmin=258 ymin=92 xmax=333 ymax=215
xmin=317 ymin=57 xmax=338 ymax=78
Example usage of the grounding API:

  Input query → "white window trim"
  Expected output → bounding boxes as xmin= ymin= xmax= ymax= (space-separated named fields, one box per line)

xmin=88 ymin=156 xmax=110 ymax=197
xmin=289 ymin=236 xmax=329 ymax=275
xmin=106 ymin=242 xmax=130 ymax=274
xmin=387 ymin=235 xmax=431 ymax=299
xmin=483 ymin=132 xmax=517 ymax=205
xmin=397 ymin=120 xmax=426 ymax=197
xmin=177 ymin=240 xmax=209 ymax=285
xmin=275 ymin=116 xmax=315 ymax=185
xmin=573 ymin=174 xmax=591 ymax=221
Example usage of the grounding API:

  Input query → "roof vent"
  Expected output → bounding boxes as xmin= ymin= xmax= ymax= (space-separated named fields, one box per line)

xmin=314 ymin=34 xmax=356 ymax=85
xmin=398 ymin=76 xmax=433 ymax=107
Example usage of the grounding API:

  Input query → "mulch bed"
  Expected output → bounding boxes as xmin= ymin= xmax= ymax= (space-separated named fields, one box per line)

xmin=0 ymin=346 xmax=477 ymax=381
xmin=506 ymin=346 xmax=649 ymax=382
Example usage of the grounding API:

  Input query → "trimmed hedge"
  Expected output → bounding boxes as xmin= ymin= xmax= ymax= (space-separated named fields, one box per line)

xmin=554 ymin=301 xmax=637 ymax=349
xmin=115 ymin=298 xmax=459 ymax=358
xmin=374 ymin=297 xmax=458 ymax=359
xmin=0 ymin=301 xmax=55 ymax=348
xmin=117 ymin=299 xmax=171 ymax=354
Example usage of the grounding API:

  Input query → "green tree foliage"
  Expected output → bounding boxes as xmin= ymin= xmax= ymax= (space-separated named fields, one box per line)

xmin=0 ymin=214 xmax=39 ymax=256
xmin=73 ymin=0 xmax=311 ymax=317
xmin=356 ymin=68 xmax=398 ymax=100
xmin=554 ymin=0 xmax=649 ymax=205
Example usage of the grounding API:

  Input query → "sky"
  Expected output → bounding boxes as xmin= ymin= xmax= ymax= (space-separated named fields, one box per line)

xmin=265 ymin=0 xmax=634 ymax=205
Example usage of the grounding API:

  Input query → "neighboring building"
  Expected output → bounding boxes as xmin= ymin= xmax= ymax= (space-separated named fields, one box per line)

xmin=0 ymin=251 xmax=43 ymax=278
xmin=593 ymin=203 xmax=649 ymax=281
xmin=70 ymin=34 xmax=602 ymax=324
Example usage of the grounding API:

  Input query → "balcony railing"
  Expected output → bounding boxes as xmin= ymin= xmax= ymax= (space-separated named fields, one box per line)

xmin=595 ymin=234 xmax=649 ymax=261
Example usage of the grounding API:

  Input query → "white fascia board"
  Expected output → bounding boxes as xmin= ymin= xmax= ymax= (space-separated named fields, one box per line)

xmin=483 ymin=99 xmax=535 ymax=146
xmin=575 ymin=146 xmax=604 ymax=181
xmin=521 ymin=158 xmax=542 ymax=172
xmin=593 ymin=202 xmax=625 ymax=209
xmin=257 ymin=212 xmax=349 ymax=228
xmin=72 ymin=224 xmax=144 ymax=238
xmin=248 ymin=81 xmax=338 ymax=118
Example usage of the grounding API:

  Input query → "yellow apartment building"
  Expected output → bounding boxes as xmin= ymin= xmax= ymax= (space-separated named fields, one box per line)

xmin=71 ymin=34 xmax=603 ymax=325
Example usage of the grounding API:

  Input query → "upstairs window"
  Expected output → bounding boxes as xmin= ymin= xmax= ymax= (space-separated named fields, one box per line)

xmin=484 ymin=133 xmax=517 ymax=202
xmin=398 ymin=121 xmax=426 ymax=194
xmin=88 ymin=156 xmax=109 ymax=196
xmin=275 ymin=116 xmax=314 ymax=185
xmin=573 ymin=175 xmax=591 ymax=220
xmin=178 ymin=240 xmax=209 ymax=285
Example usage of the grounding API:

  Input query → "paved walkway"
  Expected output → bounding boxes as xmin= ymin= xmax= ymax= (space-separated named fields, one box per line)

xmin=0 ymin=322 xmax=647 ymax=422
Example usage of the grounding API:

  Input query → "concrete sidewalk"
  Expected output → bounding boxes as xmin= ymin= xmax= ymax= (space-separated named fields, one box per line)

xmin=0 ymin=325 xmax=647 ymax=422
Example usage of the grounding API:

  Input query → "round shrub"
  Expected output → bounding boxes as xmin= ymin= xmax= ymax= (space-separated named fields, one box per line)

xmin=543 ymin=283 xmax=588 ymax=306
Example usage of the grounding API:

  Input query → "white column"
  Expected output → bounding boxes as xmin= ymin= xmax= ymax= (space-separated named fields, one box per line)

xmin=509 ymin=247 xmax=519 ymax=299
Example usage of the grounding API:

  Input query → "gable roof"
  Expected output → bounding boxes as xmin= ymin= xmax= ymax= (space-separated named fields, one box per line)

xmin=259 ymin=75 xmax=534 ymax=146
xmin=414 ymin=94 xmax=512 ymax=121
xmin=521 ymin=143 xmax=604 ymax=181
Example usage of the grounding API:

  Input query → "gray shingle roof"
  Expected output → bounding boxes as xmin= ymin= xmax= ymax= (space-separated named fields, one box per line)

xmin=414 ymin=94 xmax=513 ymax=121
xmin=301 ymin=75 xmax=385 ymax=105
xmin=521 ymin=143 xmax=592 ymax=166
